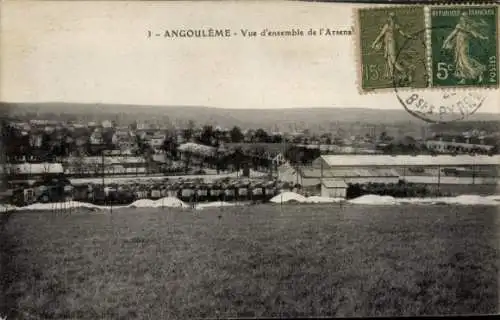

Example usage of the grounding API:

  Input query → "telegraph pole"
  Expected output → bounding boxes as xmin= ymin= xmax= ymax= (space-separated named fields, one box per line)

xmin=101 ymin=151 xmax=106 ymax=207
xmin=472 ymin=162 xmax=476 ymax=185
xmin=320 ymin=156 xmax=324 ymax=185
xmin=437 ymin=164 xmax=441 ymax=197
xmin=101 ymin=151 xmax=105 ymax=189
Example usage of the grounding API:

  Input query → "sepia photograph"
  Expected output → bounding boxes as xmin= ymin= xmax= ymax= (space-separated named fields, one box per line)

xmin=1 ymin=0 xmax=499 ymax=319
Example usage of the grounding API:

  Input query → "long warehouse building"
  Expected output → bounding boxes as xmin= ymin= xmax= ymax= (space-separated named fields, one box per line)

xmin=278 ymin=155 xmax=500 ymax=187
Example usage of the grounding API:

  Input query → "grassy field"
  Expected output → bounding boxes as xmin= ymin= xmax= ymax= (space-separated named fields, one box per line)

xmin=1 ymin=204 xmax=499 ymax=319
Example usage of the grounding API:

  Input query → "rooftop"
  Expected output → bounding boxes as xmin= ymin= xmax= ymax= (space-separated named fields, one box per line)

xmin=300 ymin=167 xmax=400 ymax=178
xmin=321 ymin=179 xmax=347 ymax=188
xmin=318 ymin=155 xmax=500 ymax=167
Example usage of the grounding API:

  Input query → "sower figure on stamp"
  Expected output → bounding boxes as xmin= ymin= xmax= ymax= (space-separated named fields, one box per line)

xmin=442 ymin=12 xmax=489 ymax=84
xmin=371 ymin=12 xmax=415 ymax=85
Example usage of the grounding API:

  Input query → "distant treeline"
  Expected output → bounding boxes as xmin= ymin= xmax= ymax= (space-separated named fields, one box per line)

xmin=430 ymin=121 xmax=500 ymax=134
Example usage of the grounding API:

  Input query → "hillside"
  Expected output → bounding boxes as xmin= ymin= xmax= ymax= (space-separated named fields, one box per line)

xmin=1 ymin=102 xmax=499 ymax=130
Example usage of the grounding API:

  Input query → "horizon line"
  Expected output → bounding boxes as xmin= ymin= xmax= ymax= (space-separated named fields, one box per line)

xmin=1 ymin=101 xmax=498 ymax=114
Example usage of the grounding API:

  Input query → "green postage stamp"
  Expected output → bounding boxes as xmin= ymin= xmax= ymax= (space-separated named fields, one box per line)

xmin=358 ymin=6 xmax=428 ymax=91
xmin=356 ymin=4 xmax=499 ymax=92
xmin=430 ymin=6 xmax=498 ymax=87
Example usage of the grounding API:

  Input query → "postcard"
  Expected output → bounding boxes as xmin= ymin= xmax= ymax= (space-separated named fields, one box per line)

xmin=0 ymin=1 xmax=499 ymax=319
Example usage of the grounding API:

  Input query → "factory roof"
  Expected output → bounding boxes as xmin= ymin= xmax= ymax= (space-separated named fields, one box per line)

xmin=317 ymin=155 xmax=500 ymax=167
xmin=300 ymin=167 xmax=400 ymax=178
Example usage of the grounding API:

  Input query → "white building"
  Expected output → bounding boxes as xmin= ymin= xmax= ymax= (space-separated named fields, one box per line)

xmin=149 ymin=136 xmax=166 ymax=149
xmin=314 ymin=155 xmax=500 ymax=168
xmin=425 ymin=140 xmax=493 ymax=153
xmin=321 ymin=179 xmax=347 ymax=198
xmin=90 ymin=131 xmax=104 ymax=145
xmin=102 ymin=120 xmax=113 ymax=128
xmin=278 ymin=155 xmax=500 ymax=188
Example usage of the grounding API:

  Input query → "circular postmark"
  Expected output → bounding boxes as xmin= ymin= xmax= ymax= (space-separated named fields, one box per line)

xmin=392 ymin=25 xmax=488 ymax=124
xmin=395 ymin=89 xmax=486 ymax=124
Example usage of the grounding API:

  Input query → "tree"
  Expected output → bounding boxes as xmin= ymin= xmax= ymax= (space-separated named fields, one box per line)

xmin=183 ymin=150 xmax=192 ymax=173
xmin=199 ymin=125 xmax=214 ymax=146
xmin=1 ymin=122 xmax=34 ymax=162
xmin=102 ymin=128 xmax=115 ymax=149
xmin=162 ymin=136 xmax=178 ymax=160
xmin=213 ymin=127 xmax=223 ymax=144
xmin=231 ymin=147 xmax=245 ymax=172
xmin=129 ymin=121 xmax=138 ymax=131
xmin=285 ymin=145 xmax=320 ymax=165
xmin=182 ymin=128 xmax=193 ymax=142
xmin=18 ymin=132 xmax=31 ymax=159
xmin=254 ymin=128 xmax=269 ymax=143
xmin=41 ymin=132 xmax=52 ymax=154
xmin=333 ymin=136 xmax=344 ymax=146
xmin=379 ymin=131 xmax=388 ymax=142
xmin=250 ymin=146 xmax=267 ymax=170
xmin=50 ymin=143 xmax=65 ymax=162
xmin=143 ymin=147 xmax=154 ymax=174
xmin=135 ymin=134 xmax=149 ymax=155
xmin=488 ymin=145 xmax=498 ymax=156
xmin=381 ymin=136 xmax=423 ymax=155
xmin=230 ymin=126 xmax=244 ymax=143
xmin=1 ymin=122 xmax=17 ymax=159
xmin=285 ymin=146 xmax=303 ymax=165
xmin=187 ymin=120 xmax=196 ymax=130
xmin=270 ymin=134 xmax=283 ymax=144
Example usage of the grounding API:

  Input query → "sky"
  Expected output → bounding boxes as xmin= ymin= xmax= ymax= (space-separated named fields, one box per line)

xmin=0 ymin=0 xmax=498 ymax=113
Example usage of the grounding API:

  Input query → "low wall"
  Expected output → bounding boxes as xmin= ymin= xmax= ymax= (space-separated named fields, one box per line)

xmin=404 ymin=176 xmax=499 ymax=185
xmin=425 ymin=184 xmax=499 ymax=196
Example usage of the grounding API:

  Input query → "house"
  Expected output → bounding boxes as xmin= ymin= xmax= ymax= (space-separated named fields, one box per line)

xmin=150 ymin=138 xmax=165 ymax=149
xmin=112 ymin=130 xmax=135 ymax=150
xmin=176 ymin=133 xmax=185 ymax=144
xmin=321 ymin=179 xmax=347 ymax=199
xmin=137 ymin=123 xmax=151 ymax=130
xmin=90 ymin=129 xmax=104 ymax=145
xmin=149 ymin=134 xmax=166 ymax=149
xmin=272 ymin=153 xmax=286 ymax=166
xmin=102 ymin=120 xmax=113 ymax=129
xmin=74 ymin=137 xmax=88 ymax=147
xmin=178 ymin=143 xmax=216 ymax=160
xmin=73 ymin=123 xmax=86 ymax=129
xmin=152 ymin=153 xmax=168 ymax=164
xmin=30 ymin=119 xmax=51 ymax=126
xmin=14 ymin=122 xmax=32 ymax=132
xmin=44 ymin=126 xmax=55 ymax=134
